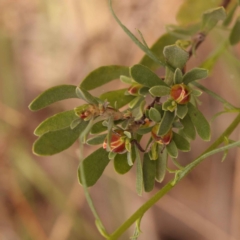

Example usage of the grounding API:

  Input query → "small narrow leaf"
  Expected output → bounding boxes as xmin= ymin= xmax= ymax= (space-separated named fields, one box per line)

xmin=137 ymin=126 xmax=153 ymax=135
xmin=176 ymin=104 xmax=188 ymax=119
xmin=34 ymin=110 xmax=78 ymax=136
xmin=149 ymin=86 xmax=170 ymax=97
xmin=135 ymin=146 xmax=143 ymax=196
xmin=29 ymin=85 xmax=77 ymax=111
xmin=149 ymin=108 xmax=161 ymax=122
xmin=120 ymin=75 xmax=135 ymax=84
xmin=99 ymin=88 xmax=134 ymax=108
xmin=166 ymin=140 xmax=178 ymax=158
xmin=158 ymin=111 xmax=175 ymax=136
xmin=180 ymin=114 xmax=196 ymax=140
xmin=163 ymin=45 xmax=189 ymax=69
xmin=86 ymin=134 xmax=107 ymax=145
xmin=140 ymin=33 xmax=179 ymax=70
xmin=143 ymin=153 xmax=156 ymax=192
xmin=130 ymin=64 xmax=168 ymax=88
xmin=33 ymin=121 xmax=88 ymax=156
xmin=172 ymin=121 xmax=183 ymax=129
xmin=129 ymin=96 xmax=144 ymax=109
xmin=78 ymin=148 xmax=110 ymax=187
xmin=127 ymin=151 xmax=134 ymax=166
xmin=138 ymin=86 xmax=150 ymax=96
xmin=70 ymin=118 xmax=82 ymax=129
xmin=76 ymin=87 xmax=99 ymax=105
xmin=80 ymin=65 xmax=129 ymax=90
xmin=132 ymin=99 xmax=145 ymax=121
xmin=182 ymin=68 xmax=208 ymax=85
xmin=166 ymin=23 xmax=201 ymax=38
xmin=90 ymin=121 xmax=107 ymax=134
xmin=162 ymin=99 xmax=177 ymax=112
xmin=114 ymin=151 xmax=135 ymax=174
xmin=174 ymin=68 xmax=183 ymax=84
xmin=109 ymin=0 xmax=165 ymax=67
xmin=187 ymin=102 xmax=211 ymax=141
xmin=155 ymin=148 xmax=168 ymax=182
xmin=202 ymin=7 xmax=226 ymax=32
xmin=108 ymin=152 xmax=117 ymax=160
xmin=172 ymin=132 xmax=190 ymax=152
xmin=229 ymin=17 xmax=240 ymax=45
xmin=191 ymin=89 xmax=202 ymax=97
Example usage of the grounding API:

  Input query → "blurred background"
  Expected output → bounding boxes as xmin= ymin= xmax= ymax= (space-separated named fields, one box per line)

xmin=0 ymin=0 xmax=240 ymax=239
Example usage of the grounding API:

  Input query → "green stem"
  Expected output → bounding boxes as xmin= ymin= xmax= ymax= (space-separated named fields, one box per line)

xmin=79 ymin=142 xmax=109 ymax=238
xmin=192 ymin=82 xmax=237 ymax=109
xmin=108 ymin=113 xmax=240 ymax=240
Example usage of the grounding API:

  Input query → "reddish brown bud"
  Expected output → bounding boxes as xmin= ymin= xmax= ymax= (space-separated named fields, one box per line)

xmin=151 ymin=125 xmax=173 ymax=145
xmin=170 ymin=84 xmax=190 ymax=104
xmin=127 ymin=84 xmax=141 ymax=96
xmin=103 ymin=130 xmax=127 ymax=154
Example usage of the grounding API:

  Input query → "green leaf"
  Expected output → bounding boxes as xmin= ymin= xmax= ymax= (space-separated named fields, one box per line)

xmin=180 ymin=114 xmax=196 ymax=140
xmin=143 ymin=153 xmax=156 ymax=192
xmin=34 ymin=110 xmax=78 ymax=136
xmin=76 ymin=87 xmax=99 ymax=105
xmin=132 ymin=99 xmax=145 ymax=121
xmin=155 ymin=148 xmax=168 ymax=183
xmin=130 ymin=64 xmax=169 ymax=88
xmin=174 ymin=68 xmax=183 ymax=84
xmin=163 ymin=45 xmax=189 ymax=69
xmin=135 ymin=146 xmax=143 ymax=196
xmin=202 ymin=7 xmax=226 ymax=32
xmin=177 ymin=0 xmax=222 ymax=25
xmin=149 ymin=85 xmax=170 ymax=97
xmin=70 ymin=118 xmax=82 ymax=129
xmin=99 ymin=88 xmax=134 ymax=108
xmin=172 ymin=121 xmax=183 ymax=129
xmin=158 ymin=111 xmax=175 ymax=136
xmin=182 ymin=68 xmax=208 ymax=85
xmin=137 ymin=126 xmax=153 ymax=135
xmin=80 ymin=65 xmax=129 ymax=90
xmin=86 ymin=134 xmax=107 ymax=145
xmin=166 ymin=140 xmax=178 ymax=158
xmin=109 ymin=0 xmax=165 ymax=68
xmin=129 ymin=96 xmax=144 ymax=109
xmin=33 ymin=121 xmax=88 ymax=156
xmin=120 ymin=75 xmax=135 ymax=84
xmin=90 ymin=121 xmax=107 ymax=134
xmin=229 ymin=17 xmax=240 ymax=45
xmin=166 ymin=23 xmax=201 ymax=38
xmin=114 ymin=152 xmax=135 ymax=174
xmin=139 ymin=33 xmax=179 ymax=71
xmin=78 ymin=148 xmax=110 ymax=187
xmin=138 ymin=86 xmax=150 ymax=96
xmin=187 ymin=102 xmax=211 ymax=141
xmin=176 ymin=104 xmax=188 ymax=119
xmin=172 ymin=132 xmax=190 ymax=152
xmin=162 ymin=99 xmax=177 ymax=112
xmin=149 ymin=108 xmax=161 ymax=122
xmin=191 ymin=88 xmax=203 ymax=97
xmin=29 ymin=85 xmax=77 ymax=111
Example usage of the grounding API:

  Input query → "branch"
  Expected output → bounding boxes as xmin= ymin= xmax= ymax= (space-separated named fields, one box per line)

xmin=108 ymin=113 xmax=240 ymax=239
